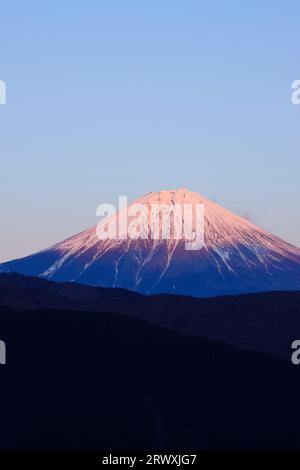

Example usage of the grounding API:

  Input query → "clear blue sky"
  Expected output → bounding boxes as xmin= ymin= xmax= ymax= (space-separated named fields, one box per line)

xmin=0 ymin=0 xmax=299 ymax=262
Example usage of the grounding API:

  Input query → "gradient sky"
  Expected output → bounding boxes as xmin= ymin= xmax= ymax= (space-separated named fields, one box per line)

xmin=0 ymin=0 xmax=299 ymax=262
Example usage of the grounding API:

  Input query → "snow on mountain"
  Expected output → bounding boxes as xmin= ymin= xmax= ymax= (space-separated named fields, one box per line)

xmin=3 ymin=188 xmax=300 ymax=297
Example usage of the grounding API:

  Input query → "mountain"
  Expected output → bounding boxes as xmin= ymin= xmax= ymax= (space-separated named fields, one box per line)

xmin=1 ymin=272 xmax=300 ymax=358
xmin=3 ymin=188 xmax=300 ymax=297
xmin=1 ymin=304 xmax=300 ymax=449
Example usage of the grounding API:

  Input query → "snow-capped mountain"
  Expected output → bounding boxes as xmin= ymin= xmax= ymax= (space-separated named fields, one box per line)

xmin=3 ymin=188 xmax=300 ymax=297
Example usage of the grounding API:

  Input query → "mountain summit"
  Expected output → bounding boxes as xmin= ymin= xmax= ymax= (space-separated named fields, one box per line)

xmin=3 ymin=188 xmax=300 ymax=297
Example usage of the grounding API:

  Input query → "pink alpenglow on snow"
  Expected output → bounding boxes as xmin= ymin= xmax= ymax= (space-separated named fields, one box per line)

xmin=3 ymin=188 xmax=300 ymax=297
xmin=95 ymin=189 xmax=205 ymax=251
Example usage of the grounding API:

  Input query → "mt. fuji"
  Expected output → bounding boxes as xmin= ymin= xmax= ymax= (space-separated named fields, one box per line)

xmin=3 ymin=188 xmax=300 ymax=297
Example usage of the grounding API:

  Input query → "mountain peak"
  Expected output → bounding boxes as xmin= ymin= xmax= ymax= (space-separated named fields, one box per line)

xmin=3 ymin=188 xmax=300 ymax=297
xmin=136 ymin=187 xmax=207 ymax=206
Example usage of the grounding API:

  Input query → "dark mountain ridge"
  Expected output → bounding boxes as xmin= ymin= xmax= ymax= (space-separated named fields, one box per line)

xmin=1 ymin=272 xmax=300 ymax=359
xmin=1 ymin=305 xmax=300 ymax=449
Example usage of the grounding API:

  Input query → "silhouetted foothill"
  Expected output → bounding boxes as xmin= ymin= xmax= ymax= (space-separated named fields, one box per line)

xmin=0 ymin=305 xmax=300 ymax=449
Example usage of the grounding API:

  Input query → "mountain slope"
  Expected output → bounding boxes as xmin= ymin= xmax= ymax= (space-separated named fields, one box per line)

xmin=3 ymin=188 xmax=300 ymax=297
xmin=1 ymin=304 xmax=300 ymax=449
xmin=1 ymin=272 xmax=300 ymax=358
